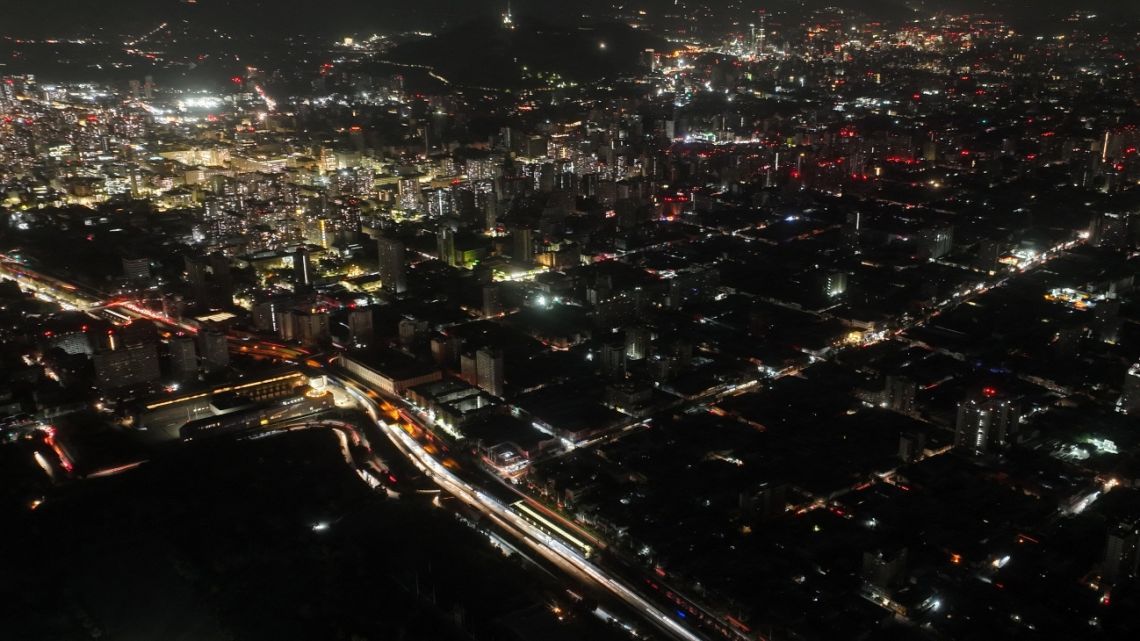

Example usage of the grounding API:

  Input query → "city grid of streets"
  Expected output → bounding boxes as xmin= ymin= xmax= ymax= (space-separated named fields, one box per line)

xmin=4 ymin=2 xmax=1140 ymax=640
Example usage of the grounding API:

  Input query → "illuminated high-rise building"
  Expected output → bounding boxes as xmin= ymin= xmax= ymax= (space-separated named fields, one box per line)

xmin=305 ymin=217 xmax=332 ymax=249
xmin=293 ymin=310 xmax=331 ymax=348
xmin=823 ymin=271 xmax=848 ymax=299
xmin=398 ymin=177 xmax=422 ymax=212
xmin=293 ymin=247 xmax=313 ymax=286
xmin=884 ymin=375 xmax=917 ymax=415
xmin=94 ymin=343 xmax=160 ymax=389
xmin=1103 ymin=519 xmax=1140 ymax=583
xmin=954 ymin=389 xmax=1020 ymax=455
xmin=624 ymin=326 xmax=649 ymax=361
xmin=1089 ymin=212 xmax=1131 ymax=249
xmin=426 ymin=187 xmax=455 ymax=218
xmin=0 ymin=77 xmax=16 ymax=109
xmin=756 ymin=8 xmax=767 ymax=57
xmin=437 ymin=225 xmax=457 ymax=267
xmin=501 ymin=0 xmax=515 ymax=29
xmin=919 ymin=226 xmax=954 ymax=260
xmin=1119 ymin=363 xmax=1140 ymax=415
xmin=476 ymin=347 xmax=504 ymax=397
xmin=122 ymin=256 xmax=150 ymax=281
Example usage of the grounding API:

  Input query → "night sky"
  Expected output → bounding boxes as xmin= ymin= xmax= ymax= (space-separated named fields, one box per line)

xmin=2 ymin=0 xmax=1135 ymax=37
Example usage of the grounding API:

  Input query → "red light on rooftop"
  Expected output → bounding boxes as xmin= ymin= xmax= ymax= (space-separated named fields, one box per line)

xmin=982 ymin=386 xmax=997 ymax=397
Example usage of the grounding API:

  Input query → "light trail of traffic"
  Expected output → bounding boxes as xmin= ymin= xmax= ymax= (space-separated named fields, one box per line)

xmin=511 ymin=500 xmax=594 ymax=557
xmin=337 ymin=378 xmax=707 ymax=641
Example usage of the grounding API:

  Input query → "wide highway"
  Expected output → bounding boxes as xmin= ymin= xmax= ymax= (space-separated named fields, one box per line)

xmin=331 ymin=374 xmax=708 ymax=641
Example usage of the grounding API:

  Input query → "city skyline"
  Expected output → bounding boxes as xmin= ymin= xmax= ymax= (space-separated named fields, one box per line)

xmin=3 ymin=2 xmax=1140 ymax=640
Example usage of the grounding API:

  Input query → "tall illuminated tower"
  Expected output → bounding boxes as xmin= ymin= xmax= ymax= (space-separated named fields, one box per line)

xmin=502 ymin=0 xmax=515 ymax=29
xmin=757 ymin=9 xmax=767 ymax=57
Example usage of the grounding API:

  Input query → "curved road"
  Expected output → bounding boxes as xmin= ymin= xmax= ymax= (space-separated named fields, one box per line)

xmin=330 ymin=375 xmax=708 ymax=641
